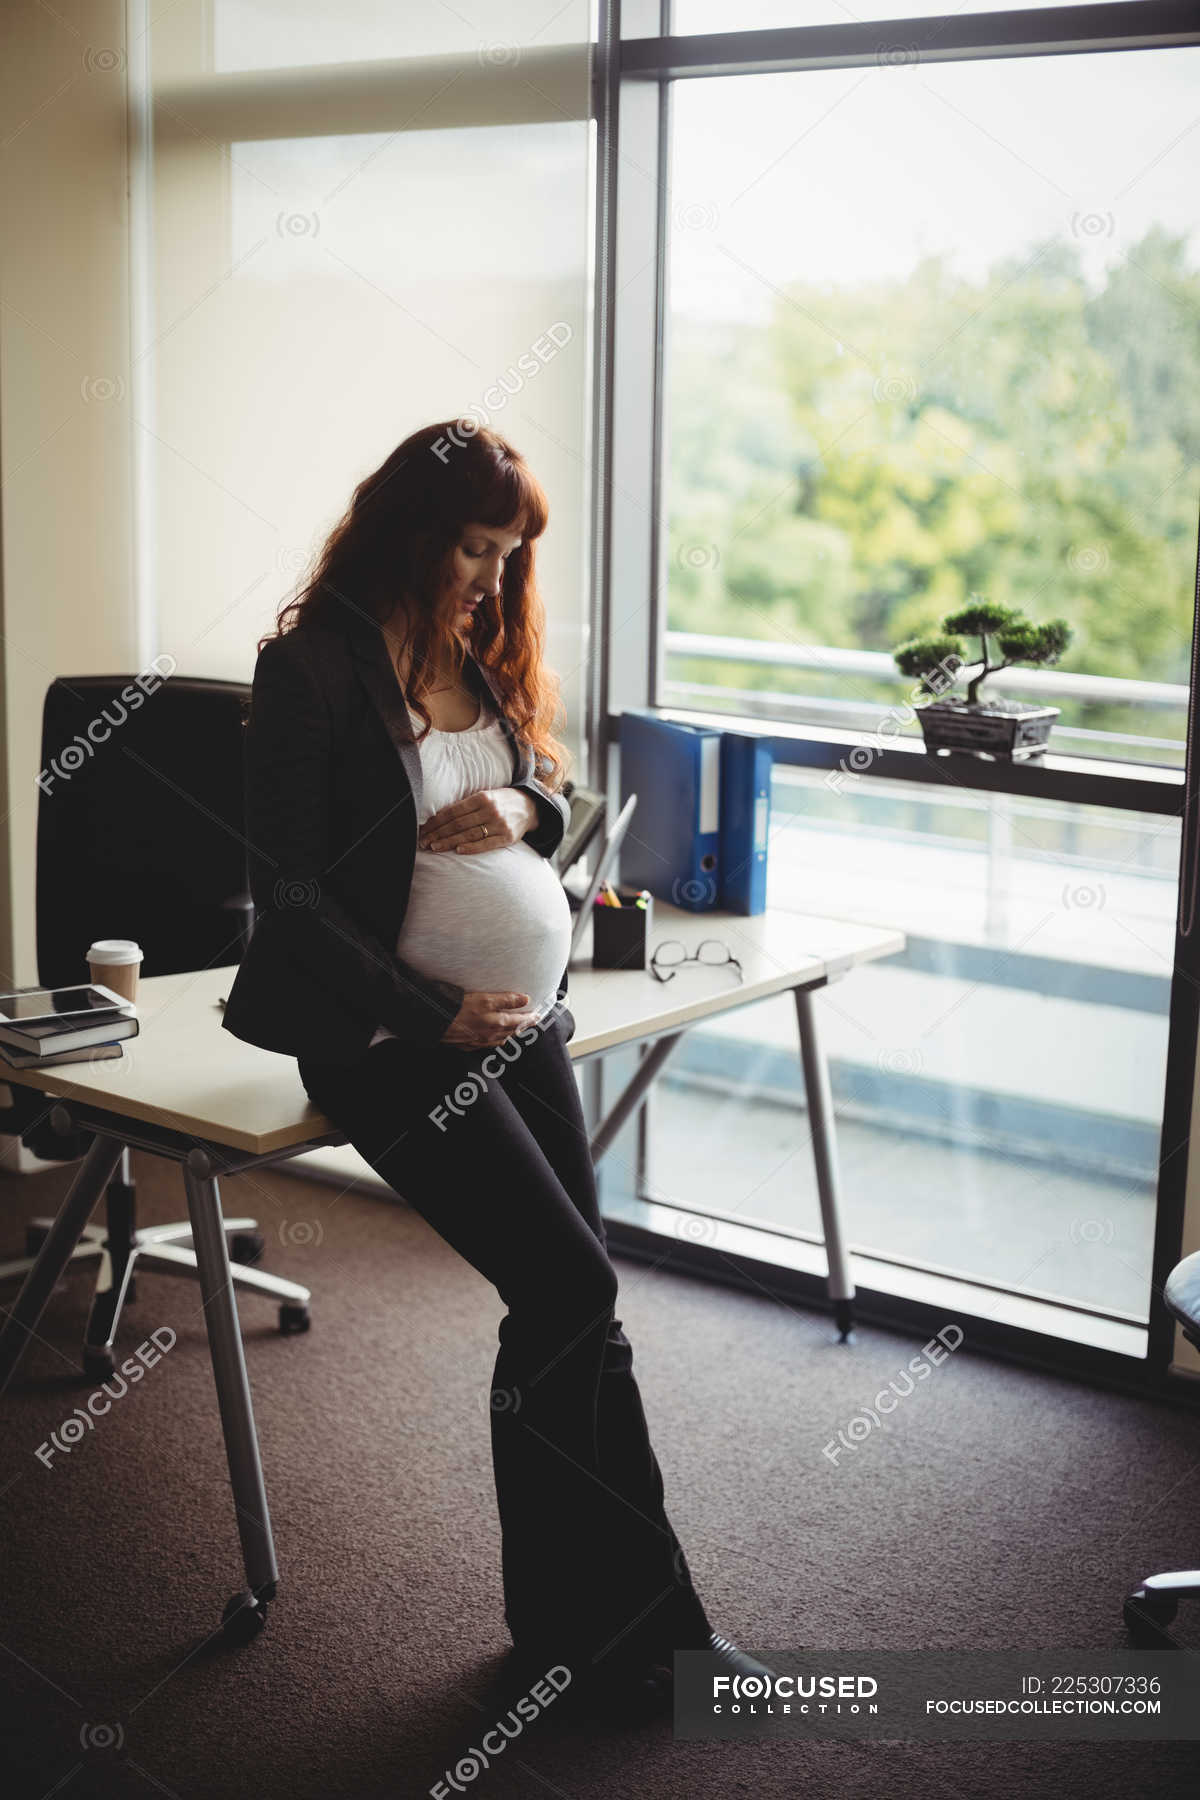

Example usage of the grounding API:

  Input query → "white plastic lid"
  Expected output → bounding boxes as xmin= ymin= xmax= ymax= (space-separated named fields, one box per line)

xmin=86 ymin=939 xmax=143 ymax=965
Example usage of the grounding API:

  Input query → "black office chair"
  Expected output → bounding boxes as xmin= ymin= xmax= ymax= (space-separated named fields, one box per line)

xmin=0 ymin=673 xmax=311 ymax=1378
xmin=1124 ymin=1251 xmax=1200 ymax=1643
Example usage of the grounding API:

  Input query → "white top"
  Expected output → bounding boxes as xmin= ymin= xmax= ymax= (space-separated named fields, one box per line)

xmin=369 ymin=697 xmax=573 ymax=1048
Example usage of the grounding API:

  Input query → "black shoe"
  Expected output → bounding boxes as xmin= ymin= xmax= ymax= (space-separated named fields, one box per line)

xmin=707 ymin=1631 xmax=776 ymax=1682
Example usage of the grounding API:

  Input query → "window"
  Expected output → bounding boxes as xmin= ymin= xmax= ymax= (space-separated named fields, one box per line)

xmin=136 ymin=1 xmax=595 ymax=1199
xmin=664 ymin=46 xmax=1200 ymax=761
xmin=598 ymin=6 xmax=1200 ymax=1369
xmin=142 ymin=3 xmax=592 ymax=733
xmin=211 ymin=0 xmax=588 ymax=72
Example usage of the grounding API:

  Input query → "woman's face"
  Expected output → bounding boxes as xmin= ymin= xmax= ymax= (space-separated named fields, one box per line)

xmin=440 ymin=516 xmax=525 ymax=634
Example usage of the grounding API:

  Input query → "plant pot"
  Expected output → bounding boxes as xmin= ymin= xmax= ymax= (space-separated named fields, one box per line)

xmin=916 ymin=698 xmax=1060 ymax=761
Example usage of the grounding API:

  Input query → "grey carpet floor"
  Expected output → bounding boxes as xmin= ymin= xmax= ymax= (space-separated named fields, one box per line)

xmin=1 ymin=1147 xmax=1198 ymax=1800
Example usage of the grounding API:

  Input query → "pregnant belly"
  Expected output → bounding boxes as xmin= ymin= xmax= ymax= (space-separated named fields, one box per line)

xmin=395 ymin=840 xmax=573 ymax=1014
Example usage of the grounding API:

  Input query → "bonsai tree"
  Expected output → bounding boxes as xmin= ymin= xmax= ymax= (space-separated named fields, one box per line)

xmin=894 ymin=600 xmax=1073 ymax=707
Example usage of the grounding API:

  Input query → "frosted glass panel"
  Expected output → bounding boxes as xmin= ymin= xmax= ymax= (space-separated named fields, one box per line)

xmin=215 ymin=0 xmax=593 ymax=71
xmin=144 ymin=4 xmax=592 ymax=766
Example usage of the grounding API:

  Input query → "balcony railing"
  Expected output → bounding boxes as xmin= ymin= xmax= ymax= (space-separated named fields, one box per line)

xmin=662 ymin=631 xmax=1189 ymax=761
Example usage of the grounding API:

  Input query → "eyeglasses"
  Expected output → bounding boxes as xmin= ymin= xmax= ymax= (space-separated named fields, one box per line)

xmin=649 ymin=938 xmax=743 ymax=985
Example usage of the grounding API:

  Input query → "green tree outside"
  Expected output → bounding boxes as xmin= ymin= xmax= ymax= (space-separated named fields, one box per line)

xmin=667 ymin=227 xmax=1200 ymax=754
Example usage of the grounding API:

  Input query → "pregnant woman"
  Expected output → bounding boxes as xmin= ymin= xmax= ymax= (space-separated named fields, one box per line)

xmin=220 ymin=421 xmax=767 ymax=1721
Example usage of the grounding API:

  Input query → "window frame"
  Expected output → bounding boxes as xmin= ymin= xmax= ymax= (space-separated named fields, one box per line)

xmin=592 ymin=0 xmax=1200 ymax=1393
xmin=599 ymin=0 xmax=1200 ymax=781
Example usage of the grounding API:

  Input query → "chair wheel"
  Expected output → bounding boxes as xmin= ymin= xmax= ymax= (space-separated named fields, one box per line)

xmin=222 ymin=1589 xmax=268 ymax=1645
xmin=1124 ymin=1587 xmax=1178 ymax=1637
xmin=230 ymin=1230 xmax=265 ymax=1266
xmin=82 ymin=1348 xmax=114 ymax=1382
xmin=25 ymin=1223 xmax=50 ymax=1256
xmin=279 ymin=1303 xmax=310 ymax=1335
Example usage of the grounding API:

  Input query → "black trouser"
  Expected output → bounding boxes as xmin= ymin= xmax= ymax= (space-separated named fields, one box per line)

xmin=297 ymin=1004 xmax=713 ymax=1676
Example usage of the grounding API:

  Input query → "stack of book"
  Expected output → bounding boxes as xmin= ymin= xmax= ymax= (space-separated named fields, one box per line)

xmin=0 ymin=984 xmax=139 ymax=1070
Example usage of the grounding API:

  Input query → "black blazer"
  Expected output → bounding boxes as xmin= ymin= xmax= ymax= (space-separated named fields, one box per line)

xmin=220 ymin=613 xmax=571 ymax=1067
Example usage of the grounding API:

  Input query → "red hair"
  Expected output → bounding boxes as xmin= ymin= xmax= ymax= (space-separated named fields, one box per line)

xmin=261 ymin=420 xmax=568 ymax=789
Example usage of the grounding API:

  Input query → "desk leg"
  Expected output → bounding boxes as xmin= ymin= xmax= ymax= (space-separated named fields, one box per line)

xmin=0 ymin=1133 xmax=126 ymax=1391
xmin=589 ymin=1032 xmax=683 ymax=1166
xmin=183 ymin=1151 xmax=279 ymax=1636
xmin=794 ymin=987 xmax=856 ymax=1342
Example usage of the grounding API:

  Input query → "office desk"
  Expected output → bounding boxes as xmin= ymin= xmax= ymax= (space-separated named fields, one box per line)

xmin=567 ymin=900 xmax=903 ymax=1339
xmin=0 ymin=902 xmax=902 ymax=1641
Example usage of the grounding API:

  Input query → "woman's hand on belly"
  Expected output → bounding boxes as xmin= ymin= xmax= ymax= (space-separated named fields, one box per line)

xmin=441 ymin=989 xmax=540 ymax=1048
xmin=418 ymin=786 xmax=537 ymax=855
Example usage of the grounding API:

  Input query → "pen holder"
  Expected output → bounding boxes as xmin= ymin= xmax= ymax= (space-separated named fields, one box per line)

xmin=591 ymin=888 xmax=653 ymax=971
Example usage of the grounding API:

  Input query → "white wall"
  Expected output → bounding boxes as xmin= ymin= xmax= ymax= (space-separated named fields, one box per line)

xmin=0 ymin=0 xmax=138 ymax=992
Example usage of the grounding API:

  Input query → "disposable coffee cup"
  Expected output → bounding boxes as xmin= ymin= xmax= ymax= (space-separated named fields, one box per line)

xmin=87 ymin=939 xmax=143 ymax=1006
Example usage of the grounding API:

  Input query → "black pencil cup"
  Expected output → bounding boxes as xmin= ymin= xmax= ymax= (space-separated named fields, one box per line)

xmin=591 ymin=888 xmax=653 ymax=970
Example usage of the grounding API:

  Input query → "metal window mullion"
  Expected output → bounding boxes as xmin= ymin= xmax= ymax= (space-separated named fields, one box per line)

xmin=621 ymin=3 xmax=1200 ymax=81
xmin=647 ymin=71 xmax=673 ymax=712
xmin=590 ymin=2 xmax=672 ymax=1210
xmin=586 ymin=2 xmax=619 ymax=788
xmin=603 ymin=74 xmax=666 ymax=724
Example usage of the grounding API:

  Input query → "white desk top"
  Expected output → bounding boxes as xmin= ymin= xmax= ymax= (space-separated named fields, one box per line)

xmin=1 ymin=904 xmax=903 ymax=1157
